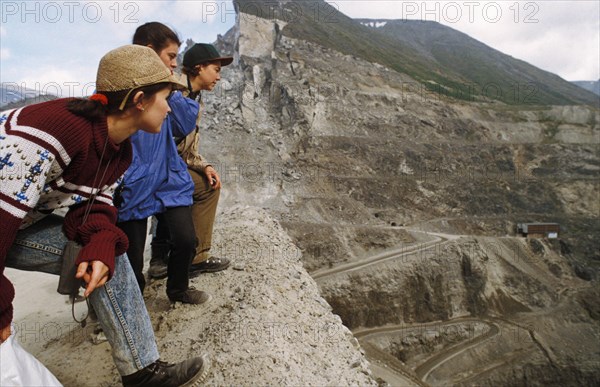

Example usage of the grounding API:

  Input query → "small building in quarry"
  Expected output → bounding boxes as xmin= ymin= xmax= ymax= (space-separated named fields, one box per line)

xmin=517 ymin=223 xmax=560 ymax=238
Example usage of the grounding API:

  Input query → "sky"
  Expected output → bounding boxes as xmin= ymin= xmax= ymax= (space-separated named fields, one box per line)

xmin=1 ymin=0 xmax=598 ymax=99
xmin=329 ymin=0 xmax=600 ymax=82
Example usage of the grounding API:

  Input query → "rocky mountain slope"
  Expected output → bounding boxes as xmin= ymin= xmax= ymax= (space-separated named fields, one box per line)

xmin=19 ymin=207 xmax=375 ymax=386
xmin=197 ymin=3 xmax=598 ymax=385
xmin=232 ymin=0 xmax=598 ymax=105
xmin=207 ymin=2 xmax=599 ymax=278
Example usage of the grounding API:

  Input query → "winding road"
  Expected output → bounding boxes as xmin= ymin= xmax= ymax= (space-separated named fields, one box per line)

xmin=354 ymin=317 xmax=501 ymax=384
xmin=310 ymin=227 xmax=541 ymax=385
xmin=311 ymin=229 xmax=461 ymax=279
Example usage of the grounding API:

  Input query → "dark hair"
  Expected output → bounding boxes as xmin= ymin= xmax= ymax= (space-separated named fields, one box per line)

xmin=182 ymin=60 xmax=221 ymax=77
xmin=133 ymin=22 xmax=181 ymax=53
xmin=67 ymin=83 xmax=172 ymax=121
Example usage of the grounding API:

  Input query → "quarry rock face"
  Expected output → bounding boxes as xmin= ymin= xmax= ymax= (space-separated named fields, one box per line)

xmin=200 ymin=9 xmax=599 ymax=386
xmin=207 ymin=10 xmax=599 ymax=276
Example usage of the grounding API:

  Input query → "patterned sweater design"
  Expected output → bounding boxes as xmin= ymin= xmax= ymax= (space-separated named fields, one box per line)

xmin=0 ymin=98 xmax=132 ymax=330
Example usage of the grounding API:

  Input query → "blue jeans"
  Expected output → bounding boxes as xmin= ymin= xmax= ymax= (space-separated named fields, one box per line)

xmin=6 ymin=214 xmax=159 ymax=376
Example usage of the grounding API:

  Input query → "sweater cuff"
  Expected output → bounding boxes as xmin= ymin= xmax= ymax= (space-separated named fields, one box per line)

xmin=0 ymin=274 xmax=15 ymax=331
xmin=75 ymin=230 xmax=122 ymax=278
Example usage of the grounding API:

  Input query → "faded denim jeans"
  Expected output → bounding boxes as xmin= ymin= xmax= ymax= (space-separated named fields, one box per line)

xmin=5 ymin=214 xmax=159 ymax=376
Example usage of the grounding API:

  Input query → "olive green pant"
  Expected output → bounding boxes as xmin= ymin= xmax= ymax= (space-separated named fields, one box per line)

xmin=189 ymin=168 xmax=220 ymax=264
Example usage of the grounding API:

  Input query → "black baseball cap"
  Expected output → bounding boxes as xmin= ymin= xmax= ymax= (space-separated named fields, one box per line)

xmin=183 ymin=43 xmax=233 ymax=68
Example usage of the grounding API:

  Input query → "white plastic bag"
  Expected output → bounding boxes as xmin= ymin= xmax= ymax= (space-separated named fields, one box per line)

xmin=0 ymin=334 xmax=62 ymax=386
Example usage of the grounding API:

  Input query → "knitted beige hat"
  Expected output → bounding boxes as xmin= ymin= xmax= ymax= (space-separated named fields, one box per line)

xmin=96 ymin=45 xmax=187 ymax=110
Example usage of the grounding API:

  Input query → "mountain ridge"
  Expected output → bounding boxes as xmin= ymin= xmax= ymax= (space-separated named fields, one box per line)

xmin=358 ymin=18 xmax=599 ymax=106
xmin=572 ymin=80 xmax=600 ymax=96
xmin=233 ymin=0 xmax=598 ymax=106
xmin=0 ymin=83 xmax=57 ymax=109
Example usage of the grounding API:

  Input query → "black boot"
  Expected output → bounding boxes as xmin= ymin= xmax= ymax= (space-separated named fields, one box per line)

xmin=121 ymin=354 xmax=210 ymax=387
xmin=148 ymin=240 xmax=170 ymax=279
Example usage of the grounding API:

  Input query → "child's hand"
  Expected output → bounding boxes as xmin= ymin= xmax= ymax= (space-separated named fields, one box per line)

xmin=0 ymin=324 xmax=11 ymax=343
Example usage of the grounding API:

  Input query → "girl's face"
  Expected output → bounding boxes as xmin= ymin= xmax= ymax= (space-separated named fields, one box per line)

xmin=156 ymin=41 xmax=179 ymax=71
xmin=192 ymin=62 xmax=222 ymax=92
xmin=139 ymin=87 xmax=172 ymax=133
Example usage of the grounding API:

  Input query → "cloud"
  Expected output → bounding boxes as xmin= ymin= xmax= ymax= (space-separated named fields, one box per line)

xmin=326 ymin=0 xmax=600 ymax=80
xmin=1 ymin=2 xmax=238 ymax=93
xmin=0 ymin=48 xmax=9 ymax=59
xmin=15 ymin=65 xmax=97 ymax=97
xmin=0 ymin=26 xmax=6 ymax=37
xmin=172 ymin=0 xmax=220 ymax=24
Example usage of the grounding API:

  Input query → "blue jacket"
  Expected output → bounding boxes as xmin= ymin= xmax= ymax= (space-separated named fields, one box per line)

xmin=117 ymin=91 xmax=199 ymax=222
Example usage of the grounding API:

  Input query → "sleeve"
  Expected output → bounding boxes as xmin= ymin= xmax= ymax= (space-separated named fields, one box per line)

xmin=63 ymin=183 xmax=129 ymax=278
xmin=168 ymin=91 xmax=200 ymax=138
xmin=0 ymin=110 xmax=57 ymax=330
xmin=177 ymin=131 xmax=210 ymax=174
xmin=0 ymin=212 xmax=17 ymax=329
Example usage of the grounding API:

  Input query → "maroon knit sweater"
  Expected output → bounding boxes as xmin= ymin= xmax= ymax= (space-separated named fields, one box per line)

xmin=0 ymin=98 xmax=132 ymax=330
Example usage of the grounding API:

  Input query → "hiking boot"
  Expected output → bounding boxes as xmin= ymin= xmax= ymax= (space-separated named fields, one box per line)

xmin=122 ymin=354 xmax=210 ymax=387
xmin=168 ymin=287 xmax=212 ymax=305
xmin=149 ymin=241 xmax=170 ymax=279
xmin=148 ymin=258 xmax=168 ymax=279
xmin=189 ymin=257 xmax=230 ymax=277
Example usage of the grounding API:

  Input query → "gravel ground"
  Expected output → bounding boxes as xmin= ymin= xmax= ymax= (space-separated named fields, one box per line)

xmin=13 ymin=205 xmax=376 ymax=386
